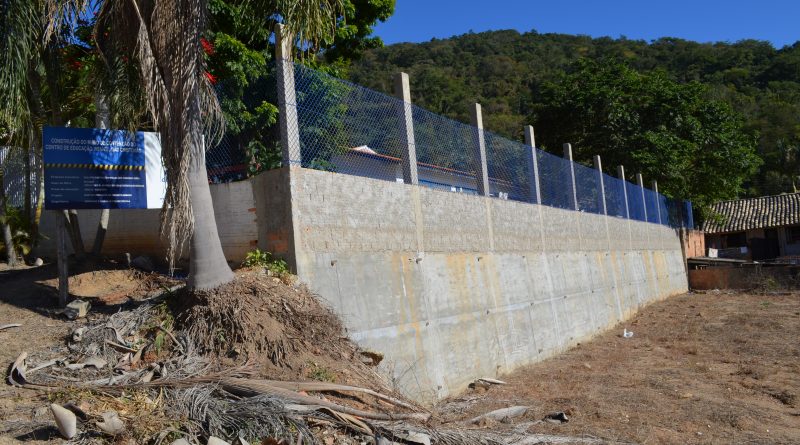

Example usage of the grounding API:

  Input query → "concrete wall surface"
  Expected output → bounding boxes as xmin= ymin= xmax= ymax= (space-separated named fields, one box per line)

xmin=288 ymin=167 xmax=688 ymax=401
xmin=35 ymin=166 xmax=688 ymax=402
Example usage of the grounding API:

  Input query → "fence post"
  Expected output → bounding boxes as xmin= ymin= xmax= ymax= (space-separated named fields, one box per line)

xmin=617 ymin=165 xmax=630 ymax=219
xmin=637 ymin=173 xmax=648 ymax=222
xmin=563 ymin=143 xmax=579 ymax=210
xmin=593 ymin=155 xmax=607 ymax=216
xmin=275 ymin=24 xmax=302 ymax=166
xmin=652 ymin=180 xmax=662 ymax=225
xmin=394 ymin=73 xmax=419 ymax=185
xmin=523 ymin=125 xmax=541 ymax=204
xmin=470 ymin=103 xmax=490 ymax=197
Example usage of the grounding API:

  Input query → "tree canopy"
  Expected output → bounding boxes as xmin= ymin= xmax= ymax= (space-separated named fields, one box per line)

xmin=533 ymin=60 xmax=761 ymax=212
xmin=203 ymin=0 xmax=396 ymax=175
xmin=348 ymin=30 xmax=800 ymax=209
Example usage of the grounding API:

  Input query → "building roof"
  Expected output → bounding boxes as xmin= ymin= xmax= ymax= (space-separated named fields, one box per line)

xmin=702 ymin=192 xmax=800 ymax=234
xmin=340 ymin=147 xmax=515 ymax=186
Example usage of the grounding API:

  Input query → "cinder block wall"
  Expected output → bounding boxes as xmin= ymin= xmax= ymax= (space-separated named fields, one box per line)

xmin=37 ymin=179 xmax=260 ymax=265
xmin=285 ymin=167 xmax=688 ymax=401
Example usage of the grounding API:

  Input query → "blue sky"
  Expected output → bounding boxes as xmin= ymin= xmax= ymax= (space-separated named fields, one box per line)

xmin=374 ymin=0 xmax=800 ymax=48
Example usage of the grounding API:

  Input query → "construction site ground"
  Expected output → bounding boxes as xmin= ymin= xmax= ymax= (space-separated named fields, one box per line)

xmin=1 ymin=262 xmax=799 ymax=444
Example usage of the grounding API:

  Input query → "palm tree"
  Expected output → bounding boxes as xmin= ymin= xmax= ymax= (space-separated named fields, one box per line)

xmin=2 ymin=0 xmax=341 ymax=287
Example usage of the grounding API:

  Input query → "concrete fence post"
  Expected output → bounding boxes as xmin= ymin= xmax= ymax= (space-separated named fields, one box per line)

xmin=563 ymin=143 xmax=579 ymax=210
xmin=652 ymin=180 xmax=662 ymax=225
xmin=617 ymin=165 xmax=630 ymax=219
xmin=471 ymin=103 xmax=490 ymax=197
xmin=394 ymin=73 xmax=419 ymax=185
xmin=593 ymin=155 xmax=607 ymax=216
xmin=523 ymin=125 xmax=541 ymax=204
xmin=637 ymin=173 xmax=648 ymax=222
xmin=275 ymin=24 xmax=302 ymax=166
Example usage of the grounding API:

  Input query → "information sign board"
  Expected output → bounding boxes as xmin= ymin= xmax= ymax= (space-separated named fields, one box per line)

xmin=43 ymin=127 xmax=165 ymax=209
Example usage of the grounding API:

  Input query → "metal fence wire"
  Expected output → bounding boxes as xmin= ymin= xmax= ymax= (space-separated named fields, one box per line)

xmin=573 ymin=161 xmax=602 ymax=215
xmin=537 ymin=149 xmax=575 ymax=210
xmin=285 ymin=62 xmax=694 ymax=228
xmin=603 ymin=173 xmax=628 ymax=219
xmin=625 ymin=181 xmax=647 ymax=222
xmin=1 ymin=147 xmax=40 ymax=210
xmin=293 ymin=63 xmax=407 ymax=178
xmin=484 ymin=131 xmax=530 ymax=200
xmin=0 ymin=62 xmax=694 ymax=230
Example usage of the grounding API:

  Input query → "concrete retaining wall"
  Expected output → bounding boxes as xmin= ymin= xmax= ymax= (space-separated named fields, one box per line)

xmin=36 ymin=166 xmax=688 ymax=401
xmin=286 ymin=167 xmax=687 ymax=401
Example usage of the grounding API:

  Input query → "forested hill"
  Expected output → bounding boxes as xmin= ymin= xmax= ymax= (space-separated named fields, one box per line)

xmin=347 ymin=30 xmax=800 ymax=206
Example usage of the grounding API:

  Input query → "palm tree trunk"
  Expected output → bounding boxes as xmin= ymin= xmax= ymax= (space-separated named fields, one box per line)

xmin=0 ymin=172 xmax=17 ymax=266
xmin=91 ymin=94 xmax=110 ymax=257
xmin=187 ymin=149 xmax=233 ymax=290
xmin=24 ymin=146 xmax=31 ymax=221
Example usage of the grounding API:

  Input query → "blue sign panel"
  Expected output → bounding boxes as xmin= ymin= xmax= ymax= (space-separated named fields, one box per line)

xmin=44 ymin=126 xmax=159 ymax=209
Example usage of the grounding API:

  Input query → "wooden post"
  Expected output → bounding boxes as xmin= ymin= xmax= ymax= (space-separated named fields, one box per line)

xmin=55 ymin=211 xmax=69 ymax=307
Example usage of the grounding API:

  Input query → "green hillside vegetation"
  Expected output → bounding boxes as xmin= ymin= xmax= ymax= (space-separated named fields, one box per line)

xmin=348 ymin=30 xmax=800 ymax=213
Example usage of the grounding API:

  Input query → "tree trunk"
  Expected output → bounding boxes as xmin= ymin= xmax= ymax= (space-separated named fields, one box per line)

xmin=41 ymin=43 xmax=86 ymax=260
xmin=92 ymin=93 xmax=111 ymax=257
xmin=0 ymin=175 xmax=17 ymax=266
xmin=187 ymin=150 xmax=234 ymax=290
xmin=24 ymin=146 xmax=31 ymax=221
xmin=26 ymin=66 xmax=45 ymax=252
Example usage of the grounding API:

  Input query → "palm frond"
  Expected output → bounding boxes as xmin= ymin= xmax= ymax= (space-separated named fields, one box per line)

xmin=43 ymin=0 xmax=92 ymax=43
xmin=0 ymin=0 xmax=38 ymax=135
xmin=275 ymin=0 xmax=344 ymax=54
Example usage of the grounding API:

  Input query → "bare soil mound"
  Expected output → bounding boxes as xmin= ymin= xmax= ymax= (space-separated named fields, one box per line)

xmin=39 ymin=269 xmax=179 ymax=305
xmin=174 ymin=269 xmax=384 ymax=389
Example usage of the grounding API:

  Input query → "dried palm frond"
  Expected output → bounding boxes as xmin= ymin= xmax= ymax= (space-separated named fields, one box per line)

xmin=167 ymin=385 xmax=317 ymax=443
xmin=93 ymin=0 xmax=224 ymax=270
xmin=43 ymin=0 xmax=92 ymax=42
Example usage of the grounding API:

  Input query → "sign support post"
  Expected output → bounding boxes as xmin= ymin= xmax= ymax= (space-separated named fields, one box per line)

xmin=56 ymin=211 xmax=68 ymax=307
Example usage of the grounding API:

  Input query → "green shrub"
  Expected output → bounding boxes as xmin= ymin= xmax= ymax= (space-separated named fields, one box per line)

xmin=242 ymin=248 xmax=289 ymax=277
xmin=0 ymin=205 xmax=35 ymax=257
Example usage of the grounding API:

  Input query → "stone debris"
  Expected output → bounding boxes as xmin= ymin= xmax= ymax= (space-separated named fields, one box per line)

xmin=65 ymin=299 xmax=91 ymax=319
xmin=131 ymin=255 xmax=155 ymax=272
xmin=207 ymin=436 xmax=231 ymax=445
xmin=97 ymin=410 xmax=126 ymax=435
xmin=543 ymin=412 xmax=569 ymax=424
xmin=50 ymin=403 xmax=77 ymax=439
xmin=471 ymin=406 xmax=529 ymax=424
xmin=358 ymin=349 xmax=384 ymax=366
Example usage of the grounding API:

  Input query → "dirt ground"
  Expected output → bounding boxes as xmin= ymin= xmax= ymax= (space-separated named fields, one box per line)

xmin=437 ymin=291 xmax=800 ymax=444
xmin=2 ymin=262 xmax=799 ymax=444
xmin=0 ymin=262 xmax=182 ymax=443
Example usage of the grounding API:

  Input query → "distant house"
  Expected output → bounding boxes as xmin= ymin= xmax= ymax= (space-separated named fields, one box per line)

xmin=330 ymin=146 xmax=522 ymax=200
xmin=702 ymin=192 xmax=800 ymax=261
